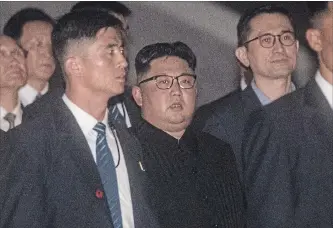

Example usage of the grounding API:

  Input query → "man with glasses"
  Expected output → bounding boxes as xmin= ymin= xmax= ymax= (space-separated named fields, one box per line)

xmin=192 ymin=5 xmax=299 ymax=177
xmin=131 ymin=42 xmax=244 ymax=227
xmin=243 ymin=2 xmax=333 ymax=227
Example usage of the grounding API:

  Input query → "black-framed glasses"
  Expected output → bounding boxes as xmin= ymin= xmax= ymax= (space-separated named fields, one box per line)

xmin=243 ymin=31 xmax=296 ymax=48
xmin=138 ymin=73 xmax=197 ymax=90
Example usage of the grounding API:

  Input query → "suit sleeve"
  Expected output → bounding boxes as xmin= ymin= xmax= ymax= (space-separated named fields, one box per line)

xmin=0 ymin=128 xmax=50 ymax=228
xmin=242 ymin=110 xmax=296 ymax=228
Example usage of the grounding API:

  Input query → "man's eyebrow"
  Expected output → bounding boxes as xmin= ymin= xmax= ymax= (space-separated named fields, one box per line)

xmin=106 ymin=43 xmax=124 ymax=48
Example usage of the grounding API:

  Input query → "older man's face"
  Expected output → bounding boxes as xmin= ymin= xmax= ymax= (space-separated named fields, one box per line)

xmin=0 ymin=36 xmax=27 ymax=90
xmin=134 ymin=56 xmax=197 ymax=134
xmin=20 ymin=21 xmax=55 ymax=82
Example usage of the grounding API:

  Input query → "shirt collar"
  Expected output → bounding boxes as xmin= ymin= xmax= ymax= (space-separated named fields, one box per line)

xmin=0 ymin=101 xmax=22 ymax=118
xmin=251 ymin=79 xmax=296 ymax=106
xmin=315 ymin=70 xmax=333 ymax=109
xmin=62 ymin=94 xmax=108 ymax=136
xmin=18 ymin=82 xmax=49 ymax=106
xmin=136 ymin=119 xmax=197 ymax=153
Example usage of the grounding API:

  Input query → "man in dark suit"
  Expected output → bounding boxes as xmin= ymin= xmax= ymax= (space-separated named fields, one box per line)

xmin=3 ymin=8 xmax=59 ymax=106
xmin=191 ymin=5 xmax=299 ymax=175
xmin=242 ymin=2 xmax=333 ymax=227
xmin=0 ymin=9 xmax=157 ymax=228
xmin=131 ymin=42 xmax=244 ymax=227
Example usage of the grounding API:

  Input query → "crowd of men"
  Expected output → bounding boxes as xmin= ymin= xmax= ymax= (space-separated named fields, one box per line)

xmin=0 ymin=1 xmax=332 ymax=228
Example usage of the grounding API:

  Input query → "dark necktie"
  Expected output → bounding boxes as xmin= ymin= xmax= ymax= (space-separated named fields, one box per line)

xmin=4 ymin=112 xmax=16 ymax=130
xmin=110 ymin=104 xmax=127 ymax=128
xmin=35 ymin=93 xmax=42 ymax=101
xmin=93 ymin=122 xmax=123 ymax=228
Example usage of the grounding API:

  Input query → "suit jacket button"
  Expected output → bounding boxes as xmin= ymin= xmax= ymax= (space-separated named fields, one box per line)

xmin=191 ymin=167 xmax=198 ymax=174
xmin=95 ymin=189 xmax=104 ymax=199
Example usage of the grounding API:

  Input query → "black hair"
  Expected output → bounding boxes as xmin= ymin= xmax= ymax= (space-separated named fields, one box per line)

xmin=135 ymin=41 xmax=197 ymax=81
xmin=306 ymin=1 xmax=330 ymax=28
xmin=52 ymin=9 xmax=123 ymax=73
xmin=3 ymin=8 xmax=55 ymax=42
xmin=237 ymin=5 xmax=296 ymax=47
xmin=307 ymin=1 xmax=329 ymax=18
xmin=71 ymin=1 xmax=131 ymax=17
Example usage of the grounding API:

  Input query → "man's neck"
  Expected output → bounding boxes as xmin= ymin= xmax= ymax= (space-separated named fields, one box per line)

xmin=319 ymin=64 xmax=333 ymax=85
xmin=0 ymin=89 xmax=19 ymax=112
xmin=65 ymin=87 xmax=109 ymax=121
xmin=27 ymin=78 xmax=48 ymax=92
xmin=165 ymin=129 xmax=186 ymax=140
xmin=254 ymin=75 xmax=292 ymax=101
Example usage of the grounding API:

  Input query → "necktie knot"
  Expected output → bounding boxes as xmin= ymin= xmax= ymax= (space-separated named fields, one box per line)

xmin=4 ymin=112 xmax=16 ymax=129
xmin=110 ymin=104 xmax=126 ymax=128
xmin=93 ymin=122 xmax=106 ymax=135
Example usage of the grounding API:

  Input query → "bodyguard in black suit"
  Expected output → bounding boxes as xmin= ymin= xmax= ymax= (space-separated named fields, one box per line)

xmin=243 ymin=2 xmax=333 ymax=227
xmin=192 ymin=5 xmax=299 ymax=176
xmin=132 ymin=42 xmax=244 ymax=227
xmin=0 ymin=10 xmax=157 ymax=228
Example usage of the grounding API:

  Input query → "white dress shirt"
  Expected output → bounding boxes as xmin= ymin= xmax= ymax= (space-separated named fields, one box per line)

xmin=315 ymin=70 xmax=333 ymax=109
xmin=18 ymin=83 xmax=49 ymax=107
xmin=0 ymin=102 xmax=23 ymax=132
xmin=62 ymin=94 xmax=134 ymax=228
xmin=240 ymin=76 xmax=247 ymax=91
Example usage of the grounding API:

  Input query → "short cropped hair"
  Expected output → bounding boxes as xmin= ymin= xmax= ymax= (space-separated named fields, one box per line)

xmin=52 ymin=9 xmax=123 ymax=74
xmin=237 ymin=5 xmax=296 ymax=47
xmin=135 ymin=42 xmax=197 ymax=81
xmin=3 ymin=8 xmax=55 ymax=43
xmin=71 ymin=1 xmax=131 ymax=17
xmin=307 ymin=1 xmax=330 ymax=28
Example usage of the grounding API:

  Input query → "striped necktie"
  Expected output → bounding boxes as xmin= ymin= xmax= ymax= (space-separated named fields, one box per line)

xmin=93 ymin=122 xmax=123 ymax=228
xmin=110 ymin=104 xmax=127 ymax=128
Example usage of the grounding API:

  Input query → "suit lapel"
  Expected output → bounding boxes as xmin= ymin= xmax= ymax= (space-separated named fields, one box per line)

xmin=52 ymin=98 xmax=106 ymax=196
xmin=304 ymin=79 xmax=333 ymax=151
xmin=241 ymin=86 xmax=262 ymax=114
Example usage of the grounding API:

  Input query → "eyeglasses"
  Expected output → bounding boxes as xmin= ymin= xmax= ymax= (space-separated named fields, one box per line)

xmin=243 ymin=31 xmax=296 ymax=48
xmin=138 ymin=73 xmax=197 ymax=90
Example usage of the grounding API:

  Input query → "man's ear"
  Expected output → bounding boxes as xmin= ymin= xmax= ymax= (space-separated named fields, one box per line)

xmin=306 ymin=28 xmax=323 ymax=52
xmin=64 ymin=56 xmax=82 ymax=79
xmin=132 ymin=86 xmax=143 ymax=107
xmin=235 ymin=46 xmax=250 ymax=67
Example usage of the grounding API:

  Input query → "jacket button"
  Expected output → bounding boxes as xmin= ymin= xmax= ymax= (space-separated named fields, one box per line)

xmin=191 ymin=167 xmax=198 ymax=174
xmin=203 ymin=195 xmax=208 ymax=201
xmin=95 ymin=189 xmax=104 ymax=199
xmin=212 ymin=224 xmax=219 ymax=227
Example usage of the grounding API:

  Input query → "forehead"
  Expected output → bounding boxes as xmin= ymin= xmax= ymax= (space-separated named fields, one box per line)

xmin=21 ymin=21 xmax=52 ymax=40
xmin=147 ymin=56 xmax=192 ymax=76
xmin=249 ymin=13 xmax=293 ymax=35
xmin=95 ymin=26 xmax=123 ymax=45
xmin=0 ymin=36 xmax=19 ymax=49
